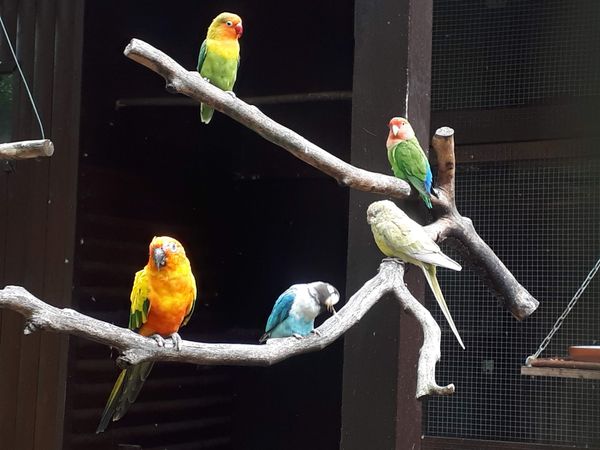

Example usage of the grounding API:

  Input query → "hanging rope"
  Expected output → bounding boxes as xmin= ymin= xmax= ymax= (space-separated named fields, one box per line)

xmin=0 ymin=14 xmax=45 ymax=139
xmin=526 ymin=256 xmax=600 ymax=365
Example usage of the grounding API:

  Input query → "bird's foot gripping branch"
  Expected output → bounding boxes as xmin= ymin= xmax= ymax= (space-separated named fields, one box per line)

xmin=0 ymin=39 xmax=539 ymax=407
xmin=0 ymin=259 xmax=453 ymax=398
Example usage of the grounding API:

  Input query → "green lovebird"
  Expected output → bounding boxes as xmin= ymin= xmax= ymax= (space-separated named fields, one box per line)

xmin=367 ymin=200 xmax=465 ymax=349
xmin=386 ymin=117 xmax=433 ymax=209
xmin=197 ymin=12 xmax=243 ymax=124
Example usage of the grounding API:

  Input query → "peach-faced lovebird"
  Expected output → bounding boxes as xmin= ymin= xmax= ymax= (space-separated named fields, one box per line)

xmin=367 ymin=200 xmax=465 ymax=349
xmin=259 ymin=282 xmax=340 ymax=342
xmin=197 ymin=12 xmax=243 ymax=124
xmin=387 ymin=117 xmax=433 ymax=208
xmin=96 ymin=236 xmax=197 ymax=433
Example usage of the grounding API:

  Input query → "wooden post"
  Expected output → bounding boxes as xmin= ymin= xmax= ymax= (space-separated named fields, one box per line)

xmin=341 ymin=0 xmax=432 ymax=449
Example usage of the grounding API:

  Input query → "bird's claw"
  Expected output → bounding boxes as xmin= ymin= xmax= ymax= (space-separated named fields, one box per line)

xmin=168 ymin=332 xmax=182 ymax=351
xmin=292 ymin=333 xmax=303 ymax=340
xmin=225 ymin=90 xmax=237 ymax=99
xmin=149 ymin=334 xmax=166 ymax=347
xmin=310 ymin=329 xmax=322 ymax=337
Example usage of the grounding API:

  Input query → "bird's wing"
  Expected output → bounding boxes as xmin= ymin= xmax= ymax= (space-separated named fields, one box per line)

xmin=197 ymin=39 xmax=207 ymax=72
xmin=382 ymin=215 xmax=461 ymax=271
xmin=181 ymin=271 xmax=197 ymax=327
xmin=128 ymin=269 xmax=151 ymax=331
xmin=402 ymin=138 xmax=429 ymax=182
xmin=264 ymin=288 xmax=296 ymax=334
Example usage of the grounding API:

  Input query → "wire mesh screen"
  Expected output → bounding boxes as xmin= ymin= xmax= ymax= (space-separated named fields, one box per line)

xmin=431 ymin=0 xmax=600 ymax=111
xmin=425 ymin=157 xmax=600 ymax=445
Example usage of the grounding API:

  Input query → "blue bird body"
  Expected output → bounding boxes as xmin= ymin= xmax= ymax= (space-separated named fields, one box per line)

xmin=260 ymin=282 xmax=340 ymax=343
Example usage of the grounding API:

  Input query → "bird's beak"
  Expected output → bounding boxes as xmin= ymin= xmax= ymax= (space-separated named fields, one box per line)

xmin=235 ymin=22 xmax=243 ymax=38
xmin=325 ymin=296 xmax=339 ymax=314
xmin=153 ymin=247 xmax=166 ymax=270
xmin=391 ymin=124 xmax=400 ymax=137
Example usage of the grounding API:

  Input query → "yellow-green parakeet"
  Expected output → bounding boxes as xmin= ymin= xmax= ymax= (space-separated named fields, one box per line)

xmin=197 ymin=12 xmax=243 ymax=124
xmin=367 ymin=200 xmax=465 ymax=349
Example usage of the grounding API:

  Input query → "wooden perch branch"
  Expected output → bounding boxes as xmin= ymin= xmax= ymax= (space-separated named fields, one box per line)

xmin=123 ymin=39 xmax=410 ymax=199
xmin=123 ymin=38 xmax=538 ymax=320
xmin=0 ymin=259 xmax=452 ymax=398
xmin=0 ymin=139 xmax=54 ymax=160
xmin=425 ymin=128 xmax=539 ymax=319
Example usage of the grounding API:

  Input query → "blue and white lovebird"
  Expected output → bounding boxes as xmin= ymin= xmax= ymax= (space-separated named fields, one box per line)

xmin=259 ymin=282 xmax=340 ymax=343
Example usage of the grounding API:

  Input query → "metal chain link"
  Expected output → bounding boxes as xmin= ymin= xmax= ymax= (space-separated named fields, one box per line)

xmin=526 ymin=256 xmax=600 ymax=365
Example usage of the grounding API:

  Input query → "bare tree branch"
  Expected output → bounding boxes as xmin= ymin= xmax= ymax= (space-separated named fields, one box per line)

xmin=122 ymin=38 xmax=538 ymax=320
xmin=123 ymin=38 xmax=411 ymax=199
xmin=0 ymin=139 xmax=54 ymax=160
xmin=425 ymin=128 xmax=539 ymax=319
xmin=0 ymin=259 xmax=452 ymax=398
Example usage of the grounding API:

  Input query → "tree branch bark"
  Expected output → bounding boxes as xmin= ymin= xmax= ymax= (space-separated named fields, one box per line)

xmin=123 ymin=38 xmax=411 ymax=199
xmin=0 ymin=260 xmax=452 ymax=398
xmin=0 ymin=139 xmax=54 ymax=159
xmin=425 ymin=128 xmax=539 ymax=320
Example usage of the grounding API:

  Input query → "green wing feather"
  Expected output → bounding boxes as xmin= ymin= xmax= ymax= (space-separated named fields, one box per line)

xmin=389 ymin=139 xmax=432 ymax=207
xmin=197 ymin=39 xmax=207 ymax=72
xmin=96 ymin=268 xmax=154 ymax=433
xmin=181 ymin=272 xmax=197 ymax=327
xmin=128 ymin=269 xmax=151 ymax=330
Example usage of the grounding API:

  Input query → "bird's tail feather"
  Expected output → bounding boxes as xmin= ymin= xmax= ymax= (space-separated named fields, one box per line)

xmin=420 ymin=191 xmax=433 ymax=209
xmin=96 ymin=361 xmax=154 ymax=433
xmin=201 ymin=103 xmax=214 ymax=124
xmin=421 ymin=265 xmax=465 ymax=349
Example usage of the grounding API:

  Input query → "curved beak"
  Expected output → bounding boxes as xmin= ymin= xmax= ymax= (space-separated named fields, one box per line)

xmin=391 ymin=124 xmax=400 ymax=137
xmin=235 ymin=22 xmax=243 ymax=38
xmin=153 ymin=247 xmax=166 ymax=270
xmin=325 ymin=295 xmax=339 ymax=315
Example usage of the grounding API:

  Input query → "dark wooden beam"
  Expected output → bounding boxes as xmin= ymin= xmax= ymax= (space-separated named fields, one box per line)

xmin=341 ymin=0 xmax=432 ymax=449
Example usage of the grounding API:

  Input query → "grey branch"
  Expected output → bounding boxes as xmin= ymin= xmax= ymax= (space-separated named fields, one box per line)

xmin=123 ymin=38 xmax=538 ymax=320
xmin=425 ymin=128 xmax=539 ymax=319
xmin=0 ymin=139 xmax=54 ymax=160
xmin=123 ymin=38 xmax=410 ymax=199
xmin=0 ymin=259 xmax=452 ymax=398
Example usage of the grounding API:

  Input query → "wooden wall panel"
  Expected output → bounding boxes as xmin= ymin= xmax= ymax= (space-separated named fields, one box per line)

xmin=0 ymin=0 xmax=83 ymax=448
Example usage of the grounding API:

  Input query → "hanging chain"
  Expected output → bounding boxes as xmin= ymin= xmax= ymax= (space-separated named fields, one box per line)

xmin=0 ymin=14 xmax=45 ymax=139
xmin=526 ymin=256 xmax=600 ymax=365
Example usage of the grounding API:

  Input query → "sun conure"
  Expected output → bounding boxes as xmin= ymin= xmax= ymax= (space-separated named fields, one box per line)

xmin=386 ymin=117 xmax=433 ymax=208
xmin=96 ymin=236 xmax=197 ymax=433
xmin=197 ymin=12 xmax=243 ymax=124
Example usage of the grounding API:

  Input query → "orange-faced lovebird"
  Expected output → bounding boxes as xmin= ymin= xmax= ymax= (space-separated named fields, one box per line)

xmin=96 ymin=236 xmax=197 ymax=433
xmin=197 ymin=12 xmax=243 ymax=124
xmin=367 ymin=200 xmax=465 ymax=349
xmin=387 ymin=117 xmax=433 ymax=208
xmin=259 ymin=282 xmax=340 ymax=343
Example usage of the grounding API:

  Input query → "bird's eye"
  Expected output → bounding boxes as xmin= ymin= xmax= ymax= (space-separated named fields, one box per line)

xmin=226 ymin=20 xmax=233 ymax=26
xmin=166 ymin=242 xmax=178 ymax=252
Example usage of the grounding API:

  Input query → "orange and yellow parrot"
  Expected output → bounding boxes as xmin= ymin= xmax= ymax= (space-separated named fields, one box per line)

xmin=96 ymin=236 xmax=197 ymax=433
xmin=197 ymin=12 xmax=243 ymax=124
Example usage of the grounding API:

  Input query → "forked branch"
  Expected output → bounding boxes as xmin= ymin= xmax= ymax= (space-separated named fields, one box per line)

xmin=0 ymin=260 xmax=452 ymax=398
xmin=123 ymin=38 xmax=538 ymax=320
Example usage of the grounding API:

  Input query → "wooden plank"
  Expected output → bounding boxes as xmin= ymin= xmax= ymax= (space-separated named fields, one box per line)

xmin=529 ymin=358 xmax=600 ymax=370
xmin=422 ymin=436 xmax=582 ymax=450
xmin=0 ymin=1 xmax=38 ymax=448
xmin=34 ymin=1 xmax=83 ymax=448
xmin=454 ymin=138 xmax=600 ymax=164
xmin=521 ymin=366 xmax=600 ymax=380
xmin=432 ymin=99 xmax=600 ymax=147
xmin=341 ymin=0 xmax=432 ymax=449
xmin=13 ymin=0 xmax=54 ymax=448
xmin=0 ymin=0 xmax=19 ymax=73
